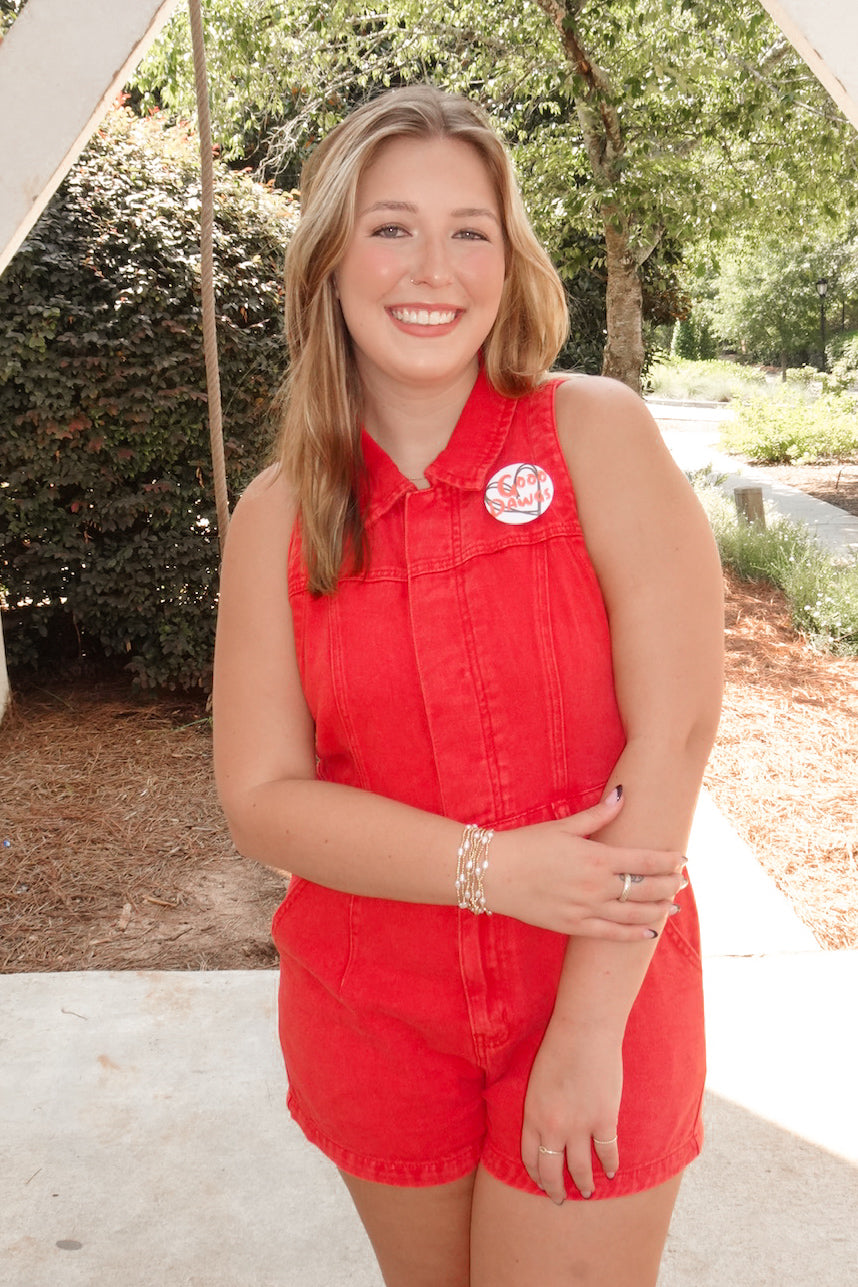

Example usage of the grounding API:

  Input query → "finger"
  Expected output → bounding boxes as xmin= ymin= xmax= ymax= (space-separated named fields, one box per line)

xmin=520 ymin=1129 xmax=542 ymax=1189
xmin=565 ymin=1151 xmax=594 ymax=1200
xmin=570 ymin=918 xmax=663 ymax=942
xmin=592 ymin=1132 xmax=619 ymax=1181
xmin=603 ymin=890 xmax=681 ymax=920
xmin=606 ymin=850 xmax=687 ymax=878
xmin=614 ymin=873 xmax=685 ymax=903
xmin=536 ymin=1151 xmax=568 ymax=1206
xmin=558 ymin=786 xmax=624 ymax=837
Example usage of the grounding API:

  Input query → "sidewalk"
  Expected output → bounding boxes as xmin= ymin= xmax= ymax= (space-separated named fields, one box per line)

xmin=649 ymin=397 xmax=858 ymax=559
xmin=2 ymin=408 xmax=856 ymax=1285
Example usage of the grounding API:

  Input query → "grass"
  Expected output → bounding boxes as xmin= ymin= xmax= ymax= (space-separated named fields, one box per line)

xmin=692 ymin=473 xmax=858 ymax=657
xmin=647 ymin=357 xmax=769 ymax=402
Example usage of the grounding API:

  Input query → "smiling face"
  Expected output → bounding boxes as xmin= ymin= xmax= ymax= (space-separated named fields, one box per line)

xmin=334 ymin=135 xmax=507 ymax=400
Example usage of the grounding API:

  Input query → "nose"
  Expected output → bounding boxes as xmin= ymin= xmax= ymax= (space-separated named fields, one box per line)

xmin=409 ymin=235 xmax=453 ymax=287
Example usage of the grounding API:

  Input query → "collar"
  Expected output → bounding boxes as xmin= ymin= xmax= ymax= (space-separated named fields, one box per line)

xmin=359 ymin=367 xmax=516 ymax=526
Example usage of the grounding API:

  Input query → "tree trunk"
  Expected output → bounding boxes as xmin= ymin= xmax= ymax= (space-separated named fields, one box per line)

xmin=601 ymin=213 xmax=645 ymax=392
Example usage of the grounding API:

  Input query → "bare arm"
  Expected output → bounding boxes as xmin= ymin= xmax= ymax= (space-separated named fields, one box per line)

xmin=212 ymin=463 xmax=683 ymax=937
xmin=522 ymin=376 xmax=723 ymax=1201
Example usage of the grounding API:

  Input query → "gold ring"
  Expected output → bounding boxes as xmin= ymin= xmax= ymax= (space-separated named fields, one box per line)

xmin=618 ymin=873 xmax=632 ymax=902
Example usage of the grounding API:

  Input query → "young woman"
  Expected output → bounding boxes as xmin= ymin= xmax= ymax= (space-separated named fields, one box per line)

xmin=213 ymin=85 xmax=723 ymax=1287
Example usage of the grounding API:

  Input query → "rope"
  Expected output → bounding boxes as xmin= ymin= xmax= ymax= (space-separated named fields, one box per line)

xmin=188 ymin=0 xmax=230 ymax=553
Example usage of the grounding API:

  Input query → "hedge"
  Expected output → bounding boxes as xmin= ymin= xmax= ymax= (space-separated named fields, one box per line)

xmin=0 ymin=109 xmax=296 ymax=690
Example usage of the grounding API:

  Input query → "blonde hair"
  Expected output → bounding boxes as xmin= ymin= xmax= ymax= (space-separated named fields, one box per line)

xmin=276 ymin=84 xmax=568 ymax=594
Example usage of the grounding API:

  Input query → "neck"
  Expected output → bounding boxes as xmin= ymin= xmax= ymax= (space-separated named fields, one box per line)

xmin=359 ymin=361 xmax=480 ymax=475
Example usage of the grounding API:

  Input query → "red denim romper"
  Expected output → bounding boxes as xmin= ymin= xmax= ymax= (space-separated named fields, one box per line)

xmin=275 ymin=369 xmax=705 ymax=1198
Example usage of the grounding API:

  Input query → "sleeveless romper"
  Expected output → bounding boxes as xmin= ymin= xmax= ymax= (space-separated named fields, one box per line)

xmin=274 ymin=369 xmax=705 ymax=1198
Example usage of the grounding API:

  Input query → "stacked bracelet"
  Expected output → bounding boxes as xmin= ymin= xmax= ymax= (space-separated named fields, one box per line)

xmin=456 ymin=824 xmax=494 ymax=915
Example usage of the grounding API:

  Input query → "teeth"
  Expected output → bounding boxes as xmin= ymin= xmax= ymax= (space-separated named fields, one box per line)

xmin=391 ymin=308 xmax=457 ymax=326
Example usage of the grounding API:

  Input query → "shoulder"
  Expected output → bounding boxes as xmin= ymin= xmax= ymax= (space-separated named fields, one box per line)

xmin=550 ymin=373 xmax=704 ymax=563
xmin=552 ymin=373 xmax=674 ymax=489
xmin=554 ymin=374 xmax=660 ymax=448
xmin=219 ymin=464 xmax=298 ymax=596
xmin=227 ymin=464 xmax=296 ymax=543
xmin=235 ymin=462 xmax=295 ymax=514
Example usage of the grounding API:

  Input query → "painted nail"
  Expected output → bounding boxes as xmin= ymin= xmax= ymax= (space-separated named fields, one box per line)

xmin=646 ymin=928 xmax=659 ymax=939
xmin=606 ymin=784 xmax=623 ymax=804
xmin=606 ymin=1171 xmax=616 ymax=1180
xmin=669 ymin=903 xmax=681 ymax=915
xmin=580 ymin=1190 xmax=593 ymax=1200
xmin=679 ymin=875 xmax=689 ymax=890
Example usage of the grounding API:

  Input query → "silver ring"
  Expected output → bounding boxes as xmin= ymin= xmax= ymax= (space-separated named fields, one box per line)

xmin=538 ymin=1145 xmax=564 ymax=1155
xmin=593 ymin=1134 xmax=618 ymax=1146
xmin=618 ymin=873 xmax=632 ymax=902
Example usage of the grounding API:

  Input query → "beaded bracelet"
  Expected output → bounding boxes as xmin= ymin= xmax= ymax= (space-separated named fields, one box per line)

xmin=456 ymin=823 xmax=494 ymax=915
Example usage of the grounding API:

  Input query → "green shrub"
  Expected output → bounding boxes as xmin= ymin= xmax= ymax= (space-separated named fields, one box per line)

xmin=825 ymin=329 xmax=858 ymax=366
xmin=826 ymin=332 xmax=858 ymax=391
xmin=694 ymin=479 xmax=858 ymax=655
xmin=648 ymin=357 xmax=767 ymax=402
xmin=721 ymin=392 xmax=858 ymax=463
xmin=0 ymin=109 xmax=295 ymax=690
xmin=669 ymin=317 xmax=716 ymax=363
xmin=671 ymin=318 xmax=698 ymax=360
xmin=784 ymin=365 xmax=820 ymax=386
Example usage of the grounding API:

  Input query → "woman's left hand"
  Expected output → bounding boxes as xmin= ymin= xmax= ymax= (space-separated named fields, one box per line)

xmin=521 ymin=1022 xmax=623 ymax=1204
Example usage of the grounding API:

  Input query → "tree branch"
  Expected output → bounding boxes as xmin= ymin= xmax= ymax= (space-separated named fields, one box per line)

xmin=533 ymin=0 xmax=624 ymax=182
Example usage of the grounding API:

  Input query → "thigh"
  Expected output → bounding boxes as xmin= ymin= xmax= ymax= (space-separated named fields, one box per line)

xmin=470 ymin=1165 xmax=683 ymax=1287
xmin=339 ymin=1169 xmax=476 ymax=1287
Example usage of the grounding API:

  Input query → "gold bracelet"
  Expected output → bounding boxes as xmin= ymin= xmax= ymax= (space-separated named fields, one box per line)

xmin=456 ymin=824 xmax=494 ymax=915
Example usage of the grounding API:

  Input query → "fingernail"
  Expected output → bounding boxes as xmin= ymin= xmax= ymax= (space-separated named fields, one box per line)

xmin=645 ymin=928 xmax=659 ymax=939
xmin=679 ymin=876 xmax=689 ymax=890
xmin=580 ymin=1190 xmax=592 ymax=1200
xmin=606 ymin=1171 xmax=616 ymax=1180
xmin=605 ymin=784 xmax=623 ymax=804
xmin=669 ymin=903 xmax=681 ymax=916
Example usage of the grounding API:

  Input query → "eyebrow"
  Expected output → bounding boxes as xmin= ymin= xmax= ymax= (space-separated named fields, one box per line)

xmin=359 ymin=199 xmax=500 ymax=223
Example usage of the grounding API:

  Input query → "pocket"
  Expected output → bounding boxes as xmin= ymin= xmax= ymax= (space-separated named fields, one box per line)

xmin=270 ymin=876 xmax=354 ymax=993
xmin=271 ymin=874 xmax=313 ymax=941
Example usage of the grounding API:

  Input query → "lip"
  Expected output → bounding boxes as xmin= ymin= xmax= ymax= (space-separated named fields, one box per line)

xmin=386 ymin=305 xmax=464 ymax=335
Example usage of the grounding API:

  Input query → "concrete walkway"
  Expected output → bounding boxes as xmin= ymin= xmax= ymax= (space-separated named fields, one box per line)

xmin=650 ymin=397 xmax=858 ymax=559
xmin=2 ymin=405 xmax=857 ymax=1285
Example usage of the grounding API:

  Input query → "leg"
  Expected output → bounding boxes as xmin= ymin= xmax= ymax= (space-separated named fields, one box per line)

xmin=339 ymin=1168 xmax=477 ymax=1287
xmin=470 ymin=1165 xmax=683 ymax=1287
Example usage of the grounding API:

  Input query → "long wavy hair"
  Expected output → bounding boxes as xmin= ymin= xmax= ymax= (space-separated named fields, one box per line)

xmin=276 ymin=85 xmax=569 ymax=594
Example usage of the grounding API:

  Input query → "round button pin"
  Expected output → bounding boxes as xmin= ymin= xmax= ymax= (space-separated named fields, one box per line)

xmin=484 ymin=462 xmax=554 ymax=525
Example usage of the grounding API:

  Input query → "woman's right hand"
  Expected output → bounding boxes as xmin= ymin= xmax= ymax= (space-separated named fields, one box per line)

xmin=486 ymin=789 xmax=685 ymax=938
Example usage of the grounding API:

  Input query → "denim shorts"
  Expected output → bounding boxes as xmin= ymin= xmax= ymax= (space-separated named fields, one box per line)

xmin=273 ymin=876 xmax=705 ymax=1200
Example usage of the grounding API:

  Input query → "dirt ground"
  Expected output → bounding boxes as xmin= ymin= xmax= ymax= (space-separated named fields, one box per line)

xmin=2 ymin=464 xmax=856 ymax=971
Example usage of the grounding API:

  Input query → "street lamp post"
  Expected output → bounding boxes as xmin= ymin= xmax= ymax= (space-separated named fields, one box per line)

xmin=816 ymin=277 xmax=829 ymax=370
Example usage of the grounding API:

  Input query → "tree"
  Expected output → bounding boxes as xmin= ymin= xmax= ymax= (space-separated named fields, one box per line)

xmin=131 ymin=0 xmax=858 ymax=389
xmin=709 ymin=230 xmax=858 ymax=371
xmin=530 ymin=1 xmax=858 ymax=387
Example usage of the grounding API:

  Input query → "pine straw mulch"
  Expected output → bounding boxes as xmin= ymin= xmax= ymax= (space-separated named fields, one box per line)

xmin=0 ymin=691 xmax=287 ymax=973
xmin=705 ymin=570 xmax=857 ymax=950
xmin=1 ymin=567 xmax=856 ymax=973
